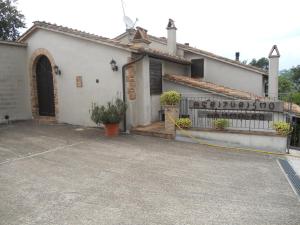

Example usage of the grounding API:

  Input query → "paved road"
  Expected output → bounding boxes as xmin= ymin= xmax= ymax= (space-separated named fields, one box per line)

xmin=0 ymin=121 xmax=299 ymax=225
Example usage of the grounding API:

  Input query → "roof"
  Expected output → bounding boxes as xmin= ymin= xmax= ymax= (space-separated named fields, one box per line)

xmin=164 ymin=74 xmax=300 ymax=114
xmin=18 ymin=21 xmax=132 ymax=51
xmin=114 ymin=31 xmax=268 ymax=75
xmin=131 ymin=46 xmax=191 ymax=65
xmin=17 ymin=22 xmax=191 ymax=64
xmin=0 ymin=40 xmax=27 ymax=47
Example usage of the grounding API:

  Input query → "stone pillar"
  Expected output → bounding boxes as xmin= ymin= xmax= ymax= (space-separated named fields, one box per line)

xmin=268 ymin=45 xmax=280 ymax=100
xmin=164 ymin=105 xmax=179 ymax=134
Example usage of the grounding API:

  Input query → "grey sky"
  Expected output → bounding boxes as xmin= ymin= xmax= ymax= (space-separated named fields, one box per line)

xmin=18 ymin=0 xmax=300 ymax=70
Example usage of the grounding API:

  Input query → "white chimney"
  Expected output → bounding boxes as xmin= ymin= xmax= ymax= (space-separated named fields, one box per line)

xmin=268 ymin=45 xmax=280 ymax=99
xmin=167 ymin=19 xmax=177 ymax=55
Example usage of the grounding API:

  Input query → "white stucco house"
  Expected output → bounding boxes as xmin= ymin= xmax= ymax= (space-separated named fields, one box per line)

xmin=1 ymin=19 xmax=299 ymax=133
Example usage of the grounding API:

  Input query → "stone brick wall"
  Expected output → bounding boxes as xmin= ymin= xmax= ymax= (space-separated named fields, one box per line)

xmin=126 ymin=64 xmax=136 ymax=101
xmin=0 ymin=42 xmax=31 ymax=123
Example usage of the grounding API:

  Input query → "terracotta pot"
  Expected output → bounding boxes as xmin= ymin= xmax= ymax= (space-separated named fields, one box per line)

xmin=104 ymin=123 xmax=120 ymax=137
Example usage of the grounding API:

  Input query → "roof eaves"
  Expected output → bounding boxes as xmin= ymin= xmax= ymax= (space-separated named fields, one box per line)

xmin=132 ymin=47 xmax=191 ymax=65
xmin=164 ymin=74 xmax=300 ymax=114
xmin=18 ymin=21 xmax=133 ymax=52
xmin=0 ymin=40 xmax=27 ymax=47
xmin=181 ymin=46 xmax=268 ymax=75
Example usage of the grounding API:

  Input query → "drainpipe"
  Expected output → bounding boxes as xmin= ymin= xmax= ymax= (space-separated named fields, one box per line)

xmin=122 ymin=53 xmax=146 ymax=132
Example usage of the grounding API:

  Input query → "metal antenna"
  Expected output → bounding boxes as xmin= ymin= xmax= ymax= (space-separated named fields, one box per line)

xmin=121 ymin=0 xmax=138 ymax=30
xmin=121 ymin=0 xmax=126 ymax=17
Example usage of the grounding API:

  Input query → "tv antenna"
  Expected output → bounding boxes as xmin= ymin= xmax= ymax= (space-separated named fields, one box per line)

xmin=121 ymin=0 xmax=138 ymax=30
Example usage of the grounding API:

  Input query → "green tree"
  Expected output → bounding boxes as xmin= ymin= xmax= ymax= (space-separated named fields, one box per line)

xmin=278 ymin=75 xmax=294 ymax=95
xmin=0 ymin=0 xmax=25 ymax=41
xmin=249 ymin=57 xmax=269 ymax=71
xmin=290 ymin=65 xmax=300 ymax=90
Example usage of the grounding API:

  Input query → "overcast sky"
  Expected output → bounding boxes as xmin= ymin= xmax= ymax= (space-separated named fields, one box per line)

xmin=18 ymin=0 xmax=300 ymax=70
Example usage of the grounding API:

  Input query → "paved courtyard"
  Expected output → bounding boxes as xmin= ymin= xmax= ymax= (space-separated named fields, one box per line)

xmin=0 ymin=121 xmax=299 ymax=225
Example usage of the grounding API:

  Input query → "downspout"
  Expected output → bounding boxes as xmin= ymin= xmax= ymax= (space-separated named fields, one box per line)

xmin=122 ymin=53 xmax=146 ymax=132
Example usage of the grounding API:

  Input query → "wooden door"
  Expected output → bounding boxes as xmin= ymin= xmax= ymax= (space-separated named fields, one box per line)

xmin=36 ymin=56 xmax=55 ymax=116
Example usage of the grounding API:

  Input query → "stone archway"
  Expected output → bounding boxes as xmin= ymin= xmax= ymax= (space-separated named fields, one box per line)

xmin=29 ymin=48 xmax=58 ymax=120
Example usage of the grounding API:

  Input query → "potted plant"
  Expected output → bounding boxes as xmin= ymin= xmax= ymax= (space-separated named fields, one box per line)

xmin=176 ymin=118 xmax=192 ymax=129
xmin=90 ymin=98 xmax=127 ymax=137
xmin=160 ymin=91 xmax=181 ymax=133
xmin=213 ymin=118 xmax=229 ymax=130
xmin=273 ymin=121 xmax=292 ymax=136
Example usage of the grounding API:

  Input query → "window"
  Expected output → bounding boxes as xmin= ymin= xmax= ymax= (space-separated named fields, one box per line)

xmin=263 ymin=76 xmax=268 ymax=97
xmin=191 ymin=59 xmax=204 ymax=79
xmin=149 ymin=59 xmax=162 ymax=95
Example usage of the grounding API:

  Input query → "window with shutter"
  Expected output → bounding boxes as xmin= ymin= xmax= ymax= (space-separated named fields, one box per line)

xmin=149 ymin=59 xmax=162 ymax=95
xmin=191 ymin=59 xmax=204 ymax=78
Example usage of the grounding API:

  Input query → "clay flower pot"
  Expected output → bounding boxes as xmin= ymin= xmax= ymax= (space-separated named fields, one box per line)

xmin=104 ymin=123 xmax=119 ymax=137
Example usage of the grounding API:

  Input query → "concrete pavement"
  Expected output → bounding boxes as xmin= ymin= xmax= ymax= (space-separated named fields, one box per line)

xmin=0 ymin=121 xmax=299 ymax=225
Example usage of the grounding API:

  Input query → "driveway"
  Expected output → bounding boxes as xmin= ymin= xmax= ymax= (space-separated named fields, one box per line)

xmin=0 ymin=121 xmax=299 ymax=225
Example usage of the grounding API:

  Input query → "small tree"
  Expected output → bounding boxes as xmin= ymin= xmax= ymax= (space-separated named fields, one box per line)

xmin=278 ymin=76 xmax=294 ymax=95
xmin=249 ymin=57 xmax=269 ymax=71
xmin=290 ymin=65 xmax=300 ymax=90
xmin=0 ymin=0 xmax=26 ymax=41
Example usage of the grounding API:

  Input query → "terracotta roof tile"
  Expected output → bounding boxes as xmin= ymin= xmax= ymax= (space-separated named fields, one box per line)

xmin=131 ymin=46 xmax=191 ymax=65
xmin=164 ymin=74 xmax=300 ymax=114
xmin=18 ymin=21 xmax=132 ymax=50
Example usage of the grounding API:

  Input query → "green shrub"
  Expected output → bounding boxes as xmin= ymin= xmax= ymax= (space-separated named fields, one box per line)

xmin=273 ymin=121 xmax=292 ymax=136
xmin=160 ymin=91 xmax=181 ymax=106
xmin=90 ymin=98 xmax=127 ymax=125
xmin=213 ymin=119 xmax=229 ymax=130
xmin=176 ymin=118 xmax=192 ymax=129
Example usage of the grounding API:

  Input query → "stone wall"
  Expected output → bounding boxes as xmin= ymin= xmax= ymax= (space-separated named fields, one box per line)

xmin=0 ymin=41 xmax=31 ymax=123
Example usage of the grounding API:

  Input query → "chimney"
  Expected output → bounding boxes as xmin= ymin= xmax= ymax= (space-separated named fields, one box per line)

xmin=132 ymin=27 xmax=151 ymax=49
xmin=167 ymin=19 xmax=177 ymax=55
xmin=268 ymin=45 xmax=280 ymax=99
xmin=235 ymin=52 xmax=240 ymax=61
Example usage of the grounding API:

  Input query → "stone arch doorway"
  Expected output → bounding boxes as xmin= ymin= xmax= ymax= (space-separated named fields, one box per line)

xmin=29 ymin=49 xmax=58 ymax=119
xmin=36 ymin=56 xmax=55 ymax=116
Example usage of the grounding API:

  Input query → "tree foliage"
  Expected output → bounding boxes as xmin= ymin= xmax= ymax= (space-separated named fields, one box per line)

xmin=0 ymin=0 xmax=25 ymax=41
xmin=290 ymin=65 xmax=300 ymax=90
xmin=249 ymin=57 xmax=269 ymax=71
xmin=278 ymin=76 xmax=294 ymax=94
xmin=279 ymin=65 xmax=300 ymax=105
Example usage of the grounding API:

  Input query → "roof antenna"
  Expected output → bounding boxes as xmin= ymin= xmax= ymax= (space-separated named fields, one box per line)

xmin=121 ymin=0 xmax=138 ymax=30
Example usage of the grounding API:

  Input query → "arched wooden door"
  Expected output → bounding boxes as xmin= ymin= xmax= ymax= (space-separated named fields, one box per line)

xmin=36 ymin=56 xmax=55 ymax=116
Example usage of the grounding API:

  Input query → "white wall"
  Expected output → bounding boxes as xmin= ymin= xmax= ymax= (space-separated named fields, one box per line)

xmin=26 ymin=30 xmax=131 ymax=126
xmin=130 ymin=55 xmax=152 ymax=126
xmin=163 ymin=61 xmax=189 ymax=76
xmin=0 ymin=43 xmax=31 ymax=123
xmin=185 ymin=52 xmax=264 ymax=96
xmin=163 ymin=79 xmax=226 ymax=99
xmin=176 ymin=130 xmax=287 ymax=153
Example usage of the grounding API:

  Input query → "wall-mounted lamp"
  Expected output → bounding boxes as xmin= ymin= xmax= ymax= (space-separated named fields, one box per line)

xmin=54 ymin=65 xmax=61 ymax=75
xmin=110 ymin=59 xmax=118 ymax=71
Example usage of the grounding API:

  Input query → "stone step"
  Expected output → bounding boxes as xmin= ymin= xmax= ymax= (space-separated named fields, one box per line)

xmin=131 ymin=122 xmax=174 ymax=139
xmin=34 ymin=116 xmax=57 ymax=124
xmin=131 ymin=129 xmax=174 ymax=139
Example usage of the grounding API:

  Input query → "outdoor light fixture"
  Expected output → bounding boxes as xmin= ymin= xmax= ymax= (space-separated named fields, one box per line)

xmin=54 ymin=65 xmax=61 ymax=75
xmin=110 ymin=59 xmax=118 ymax=71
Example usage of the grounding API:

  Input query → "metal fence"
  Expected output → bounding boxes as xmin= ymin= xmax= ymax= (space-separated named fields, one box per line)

xmin=180 ymin=95 xmax=289 ymax=131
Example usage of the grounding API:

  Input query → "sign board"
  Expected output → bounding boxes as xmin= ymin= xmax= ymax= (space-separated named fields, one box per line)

xmin=189 ymin=100 xmax=284 ymax=112
xmin=198 ymin=111 xmax=273 ymax=121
